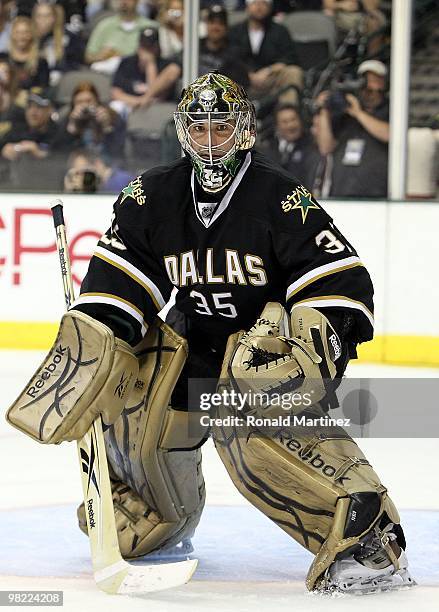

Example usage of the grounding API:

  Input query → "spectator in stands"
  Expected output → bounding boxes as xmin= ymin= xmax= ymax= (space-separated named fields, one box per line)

xmin=8 ymin=16 xmax=50 ymax=91
xmin=64 ymin=148 xmax=135 ymax=193
xmin=56 ymin=1 xmax=87 ymax=30
xmin=111 ymin=26 xmax=176 ymax=114
xmin=18 ymin=2 xmax=87 ymax=28
xmin=0 ymin=1 xmax=15 ymax=54
xmin=124 ymin=5 xmax=251 ymax=113
xmin=313 ymin=59 xmax=389 ymax=197
xmin=158 ymin=0 xmax=184 ymax=59
xmin=151 ymin=4 xmax=250 ymax=95
xmin=85 ymin=0 xmax=157 ymax=74
xmin=86 ymin=0 xmax=159 ymax=21
xmin=0 ymin=87 xmax=57 ymax=161
xmin=0 ymin=57 xmax=22 ymax=130
xmin=32 ymin=1 xmax=85 ymax=85
xmin=323 ymin=0 xmax=386 ymax=49
xmin=192 ymin=4 xmax=249 ymax=86
xmin=228 ymin=0 xmax=302 ymax=104
xmin=258 ymin=103 xmax=320 ymax=186
xmin=54 ymin=80 xmax=126 ymax=159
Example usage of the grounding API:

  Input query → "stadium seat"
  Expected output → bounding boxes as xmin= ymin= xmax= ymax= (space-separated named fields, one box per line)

xmin=127 ymin=102 xmax=176 ymax=136
xmin=227 ymin=10 xmax=246 ymax=27
xmin=283 ymin=11 xmax=337 ymax=70
xmin=8 ymin=153 xmax=68 ymax=191
xmin=126 ymin=102 xmax=177 ymax=172
xmin=54 ymin=70 xmax=112 ymax=106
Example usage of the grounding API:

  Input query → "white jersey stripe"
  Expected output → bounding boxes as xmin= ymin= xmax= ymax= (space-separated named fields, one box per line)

xmin=286 ymin=256 xmax=363 ymax=301
xmin=291 ymin=296 xmax=374 ymax=327
xmin=94 ymin=246 xmax=166 ymax=311
xmin=71 ymin=293 xmax=148 ymax=336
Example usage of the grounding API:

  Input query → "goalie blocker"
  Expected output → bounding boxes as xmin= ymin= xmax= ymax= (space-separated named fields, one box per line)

xmin=7 ymin=310 xmax=139 ymax=443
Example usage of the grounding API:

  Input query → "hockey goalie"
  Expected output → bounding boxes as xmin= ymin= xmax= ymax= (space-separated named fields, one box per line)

xmin=7 ymin=72 xmax=415 ymax=594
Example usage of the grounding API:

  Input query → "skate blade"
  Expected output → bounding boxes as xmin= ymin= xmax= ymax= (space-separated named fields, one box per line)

xmin=146 ymin=540 xmax=194 ymax=560
xmin=317 ymin=569 xmax=417 ymax=596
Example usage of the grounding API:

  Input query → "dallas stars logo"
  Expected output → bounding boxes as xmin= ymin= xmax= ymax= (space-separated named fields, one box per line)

xmin=281 ymin=185 xmax=320 ymax=223
xmin=120 ymin=176 xmax=146 ymax=205
xmin=120 ymin=183 xmax=135 ymax=203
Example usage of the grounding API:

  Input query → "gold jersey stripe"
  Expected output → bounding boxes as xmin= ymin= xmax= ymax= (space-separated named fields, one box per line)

xmin=292 ymin=295 xmax=374 ymax=325
xmin=94 ymin=250 xmax=162 ymax=311
xmin=78 ymin=292 xmax=144 ymax=318
xmin=287 ymin=262 xmax=364 ymax=300
xmin=72 ymin=293 xmax=148 ymax=336
xmin=286 ymin=257 xmax=364 ymax=300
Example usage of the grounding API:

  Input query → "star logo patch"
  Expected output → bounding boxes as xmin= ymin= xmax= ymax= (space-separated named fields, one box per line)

xmin=120 ymin=176 xmax=146 ymax=205
xmin=281 ymin=185 xmax=320 ymax=223
xmin=120 ymin=183 xmax=135 ymax=203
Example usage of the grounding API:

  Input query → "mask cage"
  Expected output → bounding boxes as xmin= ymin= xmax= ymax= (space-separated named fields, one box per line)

xmin=174 ymin=110 xmax=255 ymax=168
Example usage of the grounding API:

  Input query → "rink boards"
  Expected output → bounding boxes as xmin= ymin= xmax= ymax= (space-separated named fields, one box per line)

xmin=0 ymin=194 xmax=438 ymax=366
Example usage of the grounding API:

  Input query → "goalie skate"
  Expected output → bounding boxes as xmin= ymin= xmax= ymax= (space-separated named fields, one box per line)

xmin=318 ymin=523 xmax=416 ymax=595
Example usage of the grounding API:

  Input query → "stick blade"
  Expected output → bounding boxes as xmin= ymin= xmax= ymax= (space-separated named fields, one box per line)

xmin=95 ymin=558 xmax=198 ymax=595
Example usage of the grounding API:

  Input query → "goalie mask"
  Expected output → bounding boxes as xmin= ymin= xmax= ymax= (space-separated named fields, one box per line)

xmin=174 ymin=73 xmax=256 ymax=193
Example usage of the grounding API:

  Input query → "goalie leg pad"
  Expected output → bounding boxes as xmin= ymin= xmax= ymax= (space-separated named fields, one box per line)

xmin=77 ymin=456 xmax=204 ymax=558
xmin=214 ymin=333 xmax=401 ymax=591
xmin=79 ymin=319 xmax=208 ymax=557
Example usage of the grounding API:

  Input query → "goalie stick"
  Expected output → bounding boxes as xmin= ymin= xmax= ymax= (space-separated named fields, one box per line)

xmin=50 ymin=199 xmax=197 ymax=595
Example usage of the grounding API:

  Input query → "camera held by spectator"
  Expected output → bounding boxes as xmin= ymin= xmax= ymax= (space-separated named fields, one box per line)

xmin=64 ymin=166 xmax=99 ymax=193
xmin=323 ymin=74 xmax=366 ymax=117
xmin=64 ymin=148 xmax=134 ymax=193
xmin=312 ymin=59 xmax=390 ymax=198
xmin=74 ymin=104 xmax=98 ymax=127
xmin=54 ymin=80 xmax=127 ymax=160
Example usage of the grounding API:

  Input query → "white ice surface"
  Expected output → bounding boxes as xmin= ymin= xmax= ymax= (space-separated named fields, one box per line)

xmin=0 ymin=351 xmax=438 ymax=611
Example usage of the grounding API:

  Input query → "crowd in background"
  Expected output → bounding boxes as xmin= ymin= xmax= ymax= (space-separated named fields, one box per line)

xmin=0 ymin=0 xmax=434 ymax=197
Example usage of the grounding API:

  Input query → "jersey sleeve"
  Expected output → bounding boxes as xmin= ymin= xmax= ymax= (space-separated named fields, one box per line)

xmin=72 ymin=176 xmax=174 ymax=344
xmin=273 ymin=184 xmax=374 ymax=343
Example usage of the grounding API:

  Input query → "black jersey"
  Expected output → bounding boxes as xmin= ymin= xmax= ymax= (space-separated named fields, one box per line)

xmin=75 ymin=151 xmax=374 ymax=350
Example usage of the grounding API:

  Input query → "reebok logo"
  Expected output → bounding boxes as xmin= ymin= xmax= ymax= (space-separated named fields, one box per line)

xmin=59 ymin=247 xmax=67 ymax=276
xmin=114 ymin=372 xmax=131 ymax=399
xmin=274 ymin=430 xmax=351 ymax=484
xmin=26 ymin=345 xmax=68 ymax=398
xmin=87 ymin=499 xmax=96 ymax=528
xmin=80 ymin=445 xmax=100 ymax=497
xmin=328 ymin=333 xmax=341 ymax=360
